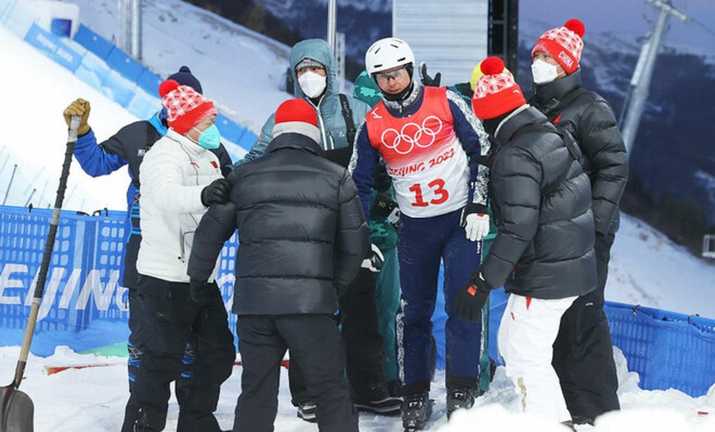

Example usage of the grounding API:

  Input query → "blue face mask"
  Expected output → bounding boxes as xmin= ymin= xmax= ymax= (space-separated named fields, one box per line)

xmin=195 ymin=124 xmax=221 ymax=150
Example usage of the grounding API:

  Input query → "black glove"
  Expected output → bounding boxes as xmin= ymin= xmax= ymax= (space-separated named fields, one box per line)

xmin=453 ymin=272 xmax=491 ymax=322
xmin=190 ymin=279 xmax=217 ymax=306
xmin=201 ymin=178 xmax=231 ymax=207
xmin=370 ymin=192 xmax=398 ymax=219
xmin=361 ymin=244 xmax=385 ymax=273
xmin=420 ymin=62 xmax=442 ymax=87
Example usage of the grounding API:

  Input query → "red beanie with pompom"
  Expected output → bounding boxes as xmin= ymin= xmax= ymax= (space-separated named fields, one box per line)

xmin=531 ymin=18 xmax=585 ymax=75
xmin=471 ymin=57 xmax=526 ymax=120
xmin=159 ymin=79 xmax=216 ymax=134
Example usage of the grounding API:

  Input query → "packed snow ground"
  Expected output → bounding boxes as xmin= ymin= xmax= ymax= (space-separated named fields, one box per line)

xmin=1 ymin=346 xmax=713 ymax=432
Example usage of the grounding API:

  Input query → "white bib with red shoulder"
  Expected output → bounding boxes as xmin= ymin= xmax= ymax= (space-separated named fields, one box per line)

xmin=366 ymin=87 xmax=469 ymax=218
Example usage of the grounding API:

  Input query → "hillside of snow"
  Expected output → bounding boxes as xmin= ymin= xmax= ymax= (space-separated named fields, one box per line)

xmin=65 ymin=0 xmax=292 ymax=133
xmin=0 ymin=25 xmax=134 ymax=212
xmin=607 ymin=215 xmax=715 ymax=318
xmin=1 ymin=346 xmax=712 ymax=432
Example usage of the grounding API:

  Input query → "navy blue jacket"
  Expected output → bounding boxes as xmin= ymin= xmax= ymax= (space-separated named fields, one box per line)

xmin=350 ymin=84 xmax=490 ymax=218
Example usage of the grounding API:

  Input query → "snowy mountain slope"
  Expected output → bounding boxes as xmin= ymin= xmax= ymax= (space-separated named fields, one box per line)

xmin=261 ymin=0 xmax=392 ymax=15
xmin=607 ymin=215 xmax=715 ymax=318
xmin=0 ymin=26 xmax=134 ymax=212
xmin=65 ymin=0 xmax=293 ymax=133
xmin=2 ymin=346 xmax=712 ymax=432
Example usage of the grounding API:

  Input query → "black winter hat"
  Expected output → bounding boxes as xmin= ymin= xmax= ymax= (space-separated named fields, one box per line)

xmin=167 ymin=66 xmax=203 ymax=94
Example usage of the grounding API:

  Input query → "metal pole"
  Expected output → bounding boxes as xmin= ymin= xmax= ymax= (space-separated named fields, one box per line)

xmin=327 ymin=0 xmax=337 ymax=54
xmin=24 ymin=188 xmax=36 ymax=207
xmin=0 ymin=153 xmax=10 ymax=177
xmin=119 ymin=0 xmax=129 ymax=53
xmin=620 ymin=40 xmax=650 ymax=128
xmin=335 ymin=32 xmax=346 ymax=93
xmin=2 ymin=164 xmax=18 ymax=205
xmin=65 ymin=183 xmax=78 ymax=207
xmin=37 ymin=179 xmax=49 ymax=209
xmin=621 ymin=0 xmax=687 ymax=153
xmin=131 ymin=0 xmax=142 ymax=61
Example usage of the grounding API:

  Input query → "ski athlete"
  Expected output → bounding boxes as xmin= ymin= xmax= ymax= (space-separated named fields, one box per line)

xmin=350 ymin=37 xmax=491 ymax=430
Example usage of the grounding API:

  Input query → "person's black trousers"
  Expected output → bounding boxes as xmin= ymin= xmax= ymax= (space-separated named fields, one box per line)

xmin=289 ymin=268 xmax=386 ymax=403
xmin=234 ymin=314 xmax=359 ymax=432
xmin=122 ymin=274 xmax=235 ymax=432
xmin=553 ymin=232 xmax=621 ymax=422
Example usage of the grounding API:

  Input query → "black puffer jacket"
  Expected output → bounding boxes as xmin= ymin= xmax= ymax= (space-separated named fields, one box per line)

xmin=531 ymin=70 xmax=629 ymax=235
xmin=188 ymin=132 xmax=369 ymax=316
xmin=481 ymin=106 xmax=596 ymax=299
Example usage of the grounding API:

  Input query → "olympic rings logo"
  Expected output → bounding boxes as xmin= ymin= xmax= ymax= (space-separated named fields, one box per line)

xmin=381 ymin=116 xmax=444 ymax=155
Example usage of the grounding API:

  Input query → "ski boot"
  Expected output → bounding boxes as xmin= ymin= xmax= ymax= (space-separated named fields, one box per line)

xmin=296 ymin=401 xmax=317 ymax=423
xmin=446 ymin=387 xmax=476 ymax=419
xmin=402 ymin=392 xmax=433 ymax=431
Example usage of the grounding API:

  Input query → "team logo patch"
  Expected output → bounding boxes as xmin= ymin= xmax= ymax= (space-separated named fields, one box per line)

xmin=559 ymin=51 xmax=574 ymax=68
xmin=210 ymin=160 xmax=218 ymax=169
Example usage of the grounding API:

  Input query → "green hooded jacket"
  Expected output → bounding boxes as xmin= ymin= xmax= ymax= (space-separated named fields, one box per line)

xmin=240 ymin=39 xmax=370 ymax=163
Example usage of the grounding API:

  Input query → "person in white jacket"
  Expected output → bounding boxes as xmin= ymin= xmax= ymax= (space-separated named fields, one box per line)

xmin=124 ymin=79 xmax=235 ymax=432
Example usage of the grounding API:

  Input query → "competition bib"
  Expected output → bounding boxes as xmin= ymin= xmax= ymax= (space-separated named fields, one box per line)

xmin=366 ymin=87 xmax=470 ymax=218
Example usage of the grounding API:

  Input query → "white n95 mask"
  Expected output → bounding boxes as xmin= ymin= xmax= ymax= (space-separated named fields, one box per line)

xmin=298 ymin=71 xmax=327 ymax=98
xmin=531 ymin=59 xmax=559 ymax=85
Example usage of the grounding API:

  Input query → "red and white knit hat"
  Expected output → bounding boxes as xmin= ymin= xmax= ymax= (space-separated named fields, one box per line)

xmin=159 ymin=79 xmax=216 ymax=134
xmin=531 ymin=18 xmax=586 ymax=75
xmin=471 ymin=57 xmax=526 ymax=121
xmin=272 ymin=99 xmax=320 ymax=143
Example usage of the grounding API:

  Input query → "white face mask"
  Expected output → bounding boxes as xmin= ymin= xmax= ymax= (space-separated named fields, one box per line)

xmin=531 ymin=59 xmax=559 ymax=85
xmin=298 ymin=71 xmax=327 ymax=99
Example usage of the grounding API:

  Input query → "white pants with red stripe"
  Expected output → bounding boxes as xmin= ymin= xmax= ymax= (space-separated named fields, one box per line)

xmin=498 ymin=293 xmax=577 ymax=423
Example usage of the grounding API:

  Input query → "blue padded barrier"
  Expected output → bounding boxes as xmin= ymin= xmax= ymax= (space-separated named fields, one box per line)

xmin=73 ymin=23 xmax=114 ymax=61
xmin=136 ymin=68 xmax=162 ymax=97
xmin=24 ymin=23 xmax=82 ymax=73
xmin=100 ymin=70 xmax=138 ymax=108
xmin=105 ymin=46 xmax=145 ymax=82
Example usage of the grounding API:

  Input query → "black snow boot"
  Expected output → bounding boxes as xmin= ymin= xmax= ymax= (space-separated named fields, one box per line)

xmin=353 ymin=383 xmax=402 ymax=415
xmin=296 ymin=401 xmax=317 ymax=423
xmin=402 ymin=392 xmax=433 ymax=431
xmin=446 ymin=387 xmax=476 ymax=419
xmin=561 ymin=420 xmax=578 ymax=431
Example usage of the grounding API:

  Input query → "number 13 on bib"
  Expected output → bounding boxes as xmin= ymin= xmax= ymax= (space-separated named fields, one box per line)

xmin=364 ymin=88 xmax=474 ymax=218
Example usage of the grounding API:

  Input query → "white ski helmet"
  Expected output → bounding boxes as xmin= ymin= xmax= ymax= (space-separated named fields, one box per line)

xmin=365 ymin=37 xmax=415 ymax=75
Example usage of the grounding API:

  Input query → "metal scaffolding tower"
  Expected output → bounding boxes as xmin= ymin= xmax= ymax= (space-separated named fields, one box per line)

xmin=621 ymin=0 xmax=687 ymax=153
